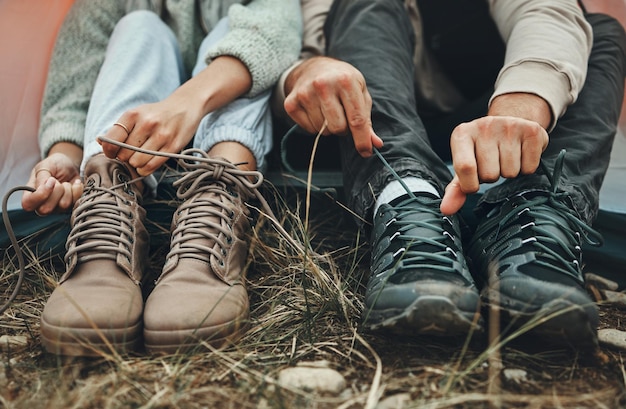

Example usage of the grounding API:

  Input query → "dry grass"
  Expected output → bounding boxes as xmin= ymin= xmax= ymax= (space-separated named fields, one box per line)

xmin=1 ymin=185 xmax=626 ymax=409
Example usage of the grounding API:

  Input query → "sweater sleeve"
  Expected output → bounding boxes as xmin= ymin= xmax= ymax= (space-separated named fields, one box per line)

xmin=38 ymin=0 xmax=126 ymax=158
xmin=273 ymin=0 xmax=331 ymax=117
xmin=488 ymin=0 xmax=593 ymax=130
xmin=202 ymin=0 xmax=303 ymax=97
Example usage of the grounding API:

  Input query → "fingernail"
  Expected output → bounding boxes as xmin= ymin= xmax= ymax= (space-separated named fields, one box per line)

xmin=74 ymin=179 xmax=82 ymax=185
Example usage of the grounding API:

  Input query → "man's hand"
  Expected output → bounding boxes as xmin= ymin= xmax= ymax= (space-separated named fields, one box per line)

xmin=22 ymin=143 xmax=84 ymax=215
xmin=440 ymin=93 xmax=551 ymax=215
xmin=284 ymin=56 xmax=383 ymax=157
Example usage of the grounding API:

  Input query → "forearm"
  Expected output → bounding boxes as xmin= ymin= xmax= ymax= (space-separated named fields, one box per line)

xmin=174 ymin=56 xmax=252 ymax=116
xmin=489 ymin=0 xmax=592 ymax=129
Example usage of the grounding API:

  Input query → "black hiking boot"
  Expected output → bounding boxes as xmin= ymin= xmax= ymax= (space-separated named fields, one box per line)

xmin=468 ymin=150 xmax=602 ymax=348
xmin=363 ymin=192 xmax=483 ymax=337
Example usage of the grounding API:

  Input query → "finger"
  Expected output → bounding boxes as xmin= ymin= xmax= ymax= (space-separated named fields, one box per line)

xmin=32 ymin=179 xmax=67 ymax=215
xmin=71 ymin=179 xmax=84 ymax=204
xmin=32 ymin=166 xmax=55 ymax=189
xmin=450 ymin=124 xmax=480 ymax=193
xmin=520 ymin=129 xmax=548 ymax=174
xmin=22 ymin=177 xmax=56 ymax=212
xmin=371 ymin=131 xmax=383 ymax=149
xmin=57 ymin=182 xmax=76 ymax=211
xmin=294 ymin=85 xmax=334 ymax=135
xmin=339 ymin=83 xmax=374 ymax=157
xmin=499 ymin=138 xmax=521 ymax=179
xmin=126 ymin=133 xmax=171 ymax=172
xmin=475 ymin=137 xmax=500 ymax=183
xmin=101 ymin=126 xmax=128 ymax=159
xmin=136 ymin=154 xmax=168 ymax=177
xmin=284 ymin=97 xmax=318 ymax=135
xmin=311 ymin=78 xmax=349 ymax=136
xmin=101 ymin=114 xmax=134 ymax=159
xmin=440 ymin=175 xmax=467 ymax=216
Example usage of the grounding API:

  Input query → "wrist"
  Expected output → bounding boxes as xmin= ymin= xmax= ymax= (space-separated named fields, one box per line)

xmin=488 ymin=93 xmax=552 ymax=130
xmin=48 ymin=142 xmax=83 ymax=169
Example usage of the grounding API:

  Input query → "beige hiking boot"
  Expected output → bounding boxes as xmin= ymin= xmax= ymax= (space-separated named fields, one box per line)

xmin=40 ymin=155 xmax=148 ymax=356
xmin=143 ymin=155 xmax=259 ymax=354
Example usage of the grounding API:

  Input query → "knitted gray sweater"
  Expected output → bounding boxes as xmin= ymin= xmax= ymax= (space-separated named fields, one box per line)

xmin=38 ymin=0 xmax=302 ymax=157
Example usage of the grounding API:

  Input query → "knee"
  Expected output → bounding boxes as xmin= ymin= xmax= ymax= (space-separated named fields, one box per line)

xmin=114 ymin=10 xmax=173 ymax=39
xmin=586 ymin=14 xmax=626 ymax=74
xmin=588 ymin=14 xmax=626 ymax=56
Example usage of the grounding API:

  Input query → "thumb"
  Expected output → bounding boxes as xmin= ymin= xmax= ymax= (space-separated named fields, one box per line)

xmin=440 ymin=175 xmax=467 ymax=216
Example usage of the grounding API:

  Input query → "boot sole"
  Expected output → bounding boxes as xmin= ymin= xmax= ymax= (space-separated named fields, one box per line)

xmin=485 ymin=294 xmax=598 ymax=349
xmin=144 ymin=320 xmax=248 ymax=355
xmin=363 ymin=295 xmax=483 ymax=336
xmin=40 ymin=319 xmax=142 ymax=357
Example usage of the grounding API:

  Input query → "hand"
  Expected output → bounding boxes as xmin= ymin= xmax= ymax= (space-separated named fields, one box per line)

xmin=99 ymin=95 xmax=203 ymax=176
xmin=440 ymin=115 xmax=549 ymax=215
xmin=284 ymin=56 xmax=383 ymax=157
xmin=100 ymin=56 xmax=253 ymax=176
xmin=440 ymin=93 xmax=551 ymax=215
xmin=22 ymin=152 xmax=83 ymax=215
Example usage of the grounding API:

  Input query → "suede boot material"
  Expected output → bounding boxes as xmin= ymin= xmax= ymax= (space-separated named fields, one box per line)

xmin=40 ymin=155 xmax=148 ymax=356
xmin=143 ymin=156 xmax=254 ymax=354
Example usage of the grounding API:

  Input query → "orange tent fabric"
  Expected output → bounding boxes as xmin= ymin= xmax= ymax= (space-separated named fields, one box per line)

xmin=0 ymin=0 xmax=75 ymax=210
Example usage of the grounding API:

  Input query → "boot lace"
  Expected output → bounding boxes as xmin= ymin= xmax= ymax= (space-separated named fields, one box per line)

xmin=65 ymin=172 xmax=138 ymax=265
xmin=369 ymin=149 xmax=473 ymax=287
xmin=166 ymin=149 xmax=262 ymax=265
xmin=469 ymin=149 xmax=603 ymax=284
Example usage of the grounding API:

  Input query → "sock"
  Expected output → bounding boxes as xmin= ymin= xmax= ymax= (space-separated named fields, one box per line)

xmin=373 ymin=177 xmax=439 ymax=216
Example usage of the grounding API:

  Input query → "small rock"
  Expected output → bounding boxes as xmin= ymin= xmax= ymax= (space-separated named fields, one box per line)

xmin=278 ymin=365 xmax=346 ymax=395
xmin=503 ymin=368 xmax=528 ymax=384
xmin=585 ymin=273 xmax=619 ymax=291
xmin=0 ymin=335 xmax=28 ymax=352
xmin=376 ymin=393 xmax=412 ymax=409
xmin=602 ymin=290 xmax=626 ymax=309
xmin=598 ymin=328 xmax=626 ymax=350
xmin=295 ymin=360 xmax=330 ymax=368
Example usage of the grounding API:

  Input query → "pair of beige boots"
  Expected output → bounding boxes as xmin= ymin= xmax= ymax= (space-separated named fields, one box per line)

xmin=40 ymin=155 xmax=253 ymax=356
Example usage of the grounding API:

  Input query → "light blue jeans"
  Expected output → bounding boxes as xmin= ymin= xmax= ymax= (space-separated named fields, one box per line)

xmin=82 ymin=11 xmax=273 ymax=190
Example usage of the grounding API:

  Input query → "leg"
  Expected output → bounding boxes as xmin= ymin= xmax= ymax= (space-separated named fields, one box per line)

xmin=143 ymin=17 xmax=274 ymax=354
xmin=325 ymin=0 xmax=481 ymax=337
xmin=325 ymin=0 xmax=452 ymax=219
xmin=40 ymin=11 xmax=184 ymax=356
xmin=191 ymin=18 xmax=274 ymax=173
xmin=82 ymin=10 xmax=185 ymax=191
xmin=469 ymin=14 xmax=626 ymax=347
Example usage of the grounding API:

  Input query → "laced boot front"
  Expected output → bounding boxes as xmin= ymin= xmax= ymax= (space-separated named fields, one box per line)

xmin=143 ymin=152 xmax=260 ymax=354
xmin=468 ymin=150 xmax=603 ymax=348
xmin=365 ymin=193 xmax=482 ymax=336
xmin=40 ymin=155 xmax=148 ymax=356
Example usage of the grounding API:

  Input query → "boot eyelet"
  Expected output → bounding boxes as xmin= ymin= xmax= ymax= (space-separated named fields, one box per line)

xmin=226 ymin=236 xmax=233 ymax=244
